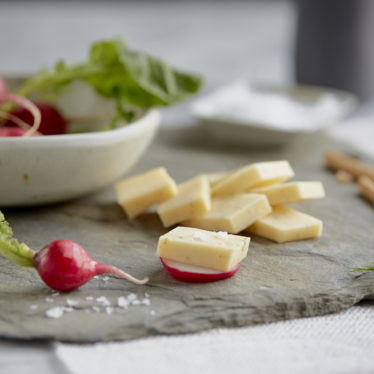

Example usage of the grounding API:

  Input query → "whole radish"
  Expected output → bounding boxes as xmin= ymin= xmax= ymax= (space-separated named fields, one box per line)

xmin=0 ymin=211 xmax=148 ymax=291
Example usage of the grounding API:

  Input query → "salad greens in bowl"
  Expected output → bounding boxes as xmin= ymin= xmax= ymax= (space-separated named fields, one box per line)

xmin=0 ymin=39 xmax=203 ymax=206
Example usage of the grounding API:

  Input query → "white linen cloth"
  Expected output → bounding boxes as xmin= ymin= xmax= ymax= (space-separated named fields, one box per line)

xmin=55 ymin=118 xmax=374 ymax=374
xmin=56 ymin=304 xmax=374 ymax=374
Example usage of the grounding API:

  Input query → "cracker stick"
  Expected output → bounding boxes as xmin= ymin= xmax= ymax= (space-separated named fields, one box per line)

xmin=324 ymin=151 xmax=374 ymax=181
xmin=358 ymin=176 xmax=374 ymax=205
xmin=335 ymin=170 xmax=354 ymax=183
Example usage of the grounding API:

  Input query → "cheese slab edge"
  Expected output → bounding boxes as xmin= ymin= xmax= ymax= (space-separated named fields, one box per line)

xmin=157 ymin=226 xmax=250 ymax=271
xmin=247 ymin=206 xmax=322 ymax=243
xmin=115 ymin=167 xmax=177 ymax=218
xmin=183 ymin=193 xmax=272 ymax=234
xmin=212 ymin=161 xmax=294 ymax=196
xmin=251 ymin=182 xmax=325 ymax=206
xmin=157 ymin=176 xmax=211 ymax=227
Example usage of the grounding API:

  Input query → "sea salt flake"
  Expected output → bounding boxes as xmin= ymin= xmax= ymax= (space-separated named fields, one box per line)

xmin=106 ymin=307 xmax=114 ymax=315
xmin=217 ymin=231 xmax=229 ymax=239
xmin=127 ymin=293 xmax=137 ymax=302
xmin=66 ymin=298 xmax=79 ymax=307
xmin=96 ymin=296 xmax=110 ymax=306
xmin=117 ymin=296 xmax=129 ymax=308
xmin=29 ymin=305 xmax=38 ymax=310
xmin=193 ymin=231 xmax=210 ymax=241
xmin=46 ymin=307 xmax=64 ymax=319
xmin=45 ymin=297 xmax=54 ymax=303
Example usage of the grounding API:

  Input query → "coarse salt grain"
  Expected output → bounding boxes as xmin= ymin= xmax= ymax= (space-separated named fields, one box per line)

xmin=96 ymin=296 xmax=110 ymax=306
xmin=45 ymin=297 xmax=54 ymax=303
xmin=117 ymin=296 xmax=129 ymax=308
xmin=86 ymin=296 xmax=94 ymax=301
xmin=102 ymin=276 xmax=110 ymax=281
xmin=92 ymin=306 xmax=100 ymax=312
xmin=127 ymin=293 xmax=137 ymax=302
xmin=193 ymin=231 xmax=210 ymax=241
xmin=46 ymin=307 xmax=64 ymax=319
xmin=106 ymin=307 xmax=114 ymax=315
xmin=63 ymin=307 xmax=73 ymax=313
xmin=217 ymin=231 xmax=229 ymax=239
xmin=66 ymin=299 xmax=79 ymax=307
xmin=145 ymin=293 xmax=150 ymax=298
xmin=150 ymin=310 xmax=156 ymax=316
xmin=142 ymin=299 xmax=151 ymax=306
xmin=29 ymin=305 xmax=38 ymax=310
xmin=51 ymin=291 xmax=60 ymax=297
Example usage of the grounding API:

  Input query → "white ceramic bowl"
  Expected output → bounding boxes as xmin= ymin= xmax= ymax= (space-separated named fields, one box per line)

xmin=192 ymin=82 xmax=358 ymax=147
xmin=0 ymin=78 xmax=160 ymax=206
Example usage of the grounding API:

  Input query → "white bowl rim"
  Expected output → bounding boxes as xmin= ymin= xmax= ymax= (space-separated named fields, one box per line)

xmin=0 ymin=109 xmax=161 ymax=143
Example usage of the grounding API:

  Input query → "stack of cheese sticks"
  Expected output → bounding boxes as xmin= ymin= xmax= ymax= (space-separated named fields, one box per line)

xmin=114 ymin=160 xmax=325 ymax=244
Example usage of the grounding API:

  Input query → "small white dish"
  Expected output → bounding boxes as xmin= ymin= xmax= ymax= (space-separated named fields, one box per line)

xmin=191 ymin=82 xmax=358 ymax=147
xmin=0 ymin=77 xmax=160 ymax=206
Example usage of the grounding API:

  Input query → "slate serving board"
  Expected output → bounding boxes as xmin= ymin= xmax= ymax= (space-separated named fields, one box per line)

xmin=0 ymin=127 xmax=373 ymax=342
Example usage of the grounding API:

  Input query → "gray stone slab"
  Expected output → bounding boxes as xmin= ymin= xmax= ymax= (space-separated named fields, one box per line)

xmin=0 ymin=128 xmax=373 ymax=342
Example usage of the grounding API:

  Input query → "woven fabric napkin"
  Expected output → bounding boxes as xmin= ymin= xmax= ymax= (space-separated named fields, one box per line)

xmin=56 ymin=303 xmax=374 ymax=374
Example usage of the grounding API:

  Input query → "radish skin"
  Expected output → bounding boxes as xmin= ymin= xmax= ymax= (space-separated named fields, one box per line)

xmin=33 ymin=240 xmax=149 ymax=291
xmin=6 ymin=102 xmax=68 ymax=135
xmin=160 ymin=257 xmax=241 ymax=283
xmin=0 ymin=127 xmax=41 ymax=137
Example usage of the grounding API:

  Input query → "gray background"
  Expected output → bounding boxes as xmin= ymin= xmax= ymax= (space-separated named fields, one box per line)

xmin=1 ymin=1 xmax=374 ymax=373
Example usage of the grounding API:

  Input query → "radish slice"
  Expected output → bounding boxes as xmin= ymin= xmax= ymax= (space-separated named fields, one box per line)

xmin=0 ymin=77 xmax=41 ymax=136
xmin=160 ymin=257 xmax=240 ymax=283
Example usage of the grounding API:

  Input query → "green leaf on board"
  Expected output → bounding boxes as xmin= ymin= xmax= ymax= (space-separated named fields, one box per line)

xmin=0 ymin=211 xmax=35 ymax=268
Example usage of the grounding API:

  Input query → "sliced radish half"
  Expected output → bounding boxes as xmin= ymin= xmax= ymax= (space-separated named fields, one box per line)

xmin=160 ymin=257 xmax=240 ymax=283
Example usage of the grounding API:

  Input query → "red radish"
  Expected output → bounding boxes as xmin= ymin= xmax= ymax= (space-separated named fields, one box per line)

xmin=160 ymin=257 xmax=241 ymax=283
xmin=0 ymin=210 xmax=149 ymax=291
xmin=33 ymin=240 xmax=148 ymax=291
xmin=0 ymin=127 xmax=41 ymax=137
xmin=0 ymin=77 xmax=41 ymax=136
xmin=6 ymin=102 xmax=68 ymax=135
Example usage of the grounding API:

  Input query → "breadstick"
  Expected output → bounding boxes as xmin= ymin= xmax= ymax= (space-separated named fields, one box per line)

xmin=358 ymin=176 xmax=374 ymax=205
xmin=335 ymin=169 xmax=354 ymax=183
xmin=324 ymin=151 xmax=374 ymax=181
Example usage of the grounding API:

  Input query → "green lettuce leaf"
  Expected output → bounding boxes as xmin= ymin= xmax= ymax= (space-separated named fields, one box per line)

xmin=87 ymin=39 xmax=203 ymax=107
xmin=15 ymin=38 xmax=203 ymax=125
xmin=0 ymin=211 xmax=35 ymax=268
